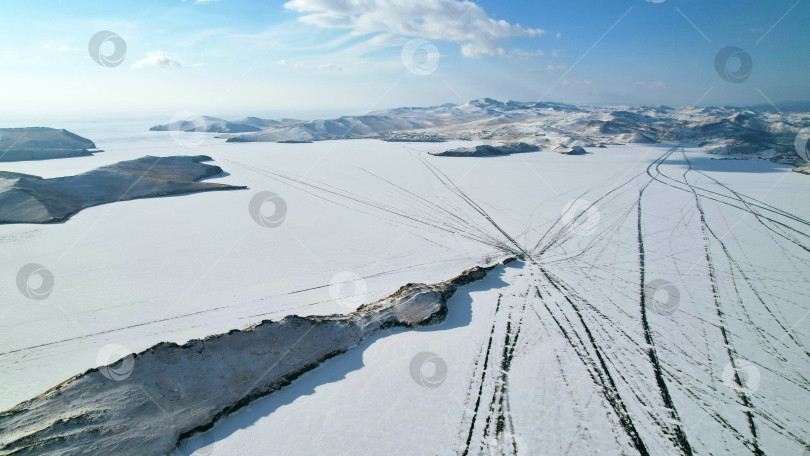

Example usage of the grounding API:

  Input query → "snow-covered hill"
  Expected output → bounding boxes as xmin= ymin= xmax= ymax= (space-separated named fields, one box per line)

xmin=150 ymin=99 xmax=810 ymax=167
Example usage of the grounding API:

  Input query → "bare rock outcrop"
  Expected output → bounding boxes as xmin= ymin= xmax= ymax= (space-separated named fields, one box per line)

xmin=0 ymin=155 xmax=245 ymax=224
xmin=0 ymin=258 xmax=515 ymax=456
xmin=0 ymin=128 xmax=98 ymax=162
xmin=430 ymin=142 xmax=539 ymax=157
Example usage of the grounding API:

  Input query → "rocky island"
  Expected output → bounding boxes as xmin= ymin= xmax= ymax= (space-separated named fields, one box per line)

xmin=0 ymin=155 xmax=245 ymax=224
xmin=430 ymin=142 xmax=539 ymax=157
xmin=0 ymin=127 xmax=99 ymax=162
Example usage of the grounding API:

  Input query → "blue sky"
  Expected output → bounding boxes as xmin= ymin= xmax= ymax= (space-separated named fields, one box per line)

xmin=0 ymin=0 xmax=807 ymax=116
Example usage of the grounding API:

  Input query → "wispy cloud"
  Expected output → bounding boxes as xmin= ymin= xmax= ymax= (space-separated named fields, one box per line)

xmin=634 ymin=80 xmax=666 ymax=90
xmin=273 ymin=32 xmax=404 ymax=75
xmin=43 ymin=43 xmax=76 ymax=52
xmin=132 ymin=51 xmax=184 ymax=69
xmin=562 ymin=79 xmax=592 ymax=87
xmin=277 ymin=59 xmax=302 ymax=68
xmin=317 ymin=63 xmax=342 ymax=71
xmin=509 ymin=49 xmax=546 ymax=58
xmin=284 ymin=0 xmax=543 ymax=58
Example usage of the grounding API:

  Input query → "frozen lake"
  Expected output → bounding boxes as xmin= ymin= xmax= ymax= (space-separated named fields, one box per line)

xmin=1 ymin=125 xmax=808 ymax=455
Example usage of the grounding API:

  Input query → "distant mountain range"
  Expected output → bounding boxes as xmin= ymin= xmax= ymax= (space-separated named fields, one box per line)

xmin=149 ymin=98 xmax=810 ymax=164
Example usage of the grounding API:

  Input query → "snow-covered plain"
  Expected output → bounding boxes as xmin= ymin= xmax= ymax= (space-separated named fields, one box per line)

xmin=0 ymin=124 xmax=808 ymax=455
xmin=0 ymin=133 xmax=499 ymax=410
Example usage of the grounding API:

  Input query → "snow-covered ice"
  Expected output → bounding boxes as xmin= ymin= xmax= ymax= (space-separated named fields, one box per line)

xmin=0 ymin=124 xmax=808 ymax=455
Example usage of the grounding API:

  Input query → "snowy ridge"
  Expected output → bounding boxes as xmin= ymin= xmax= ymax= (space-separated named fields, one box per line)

xmin=151 ymin=99 xmax=810 ymax=167
xmin=149 ymin=117 xmax=262 ymax=134
xmin=0 ymin=257 xmax=515 ymax=456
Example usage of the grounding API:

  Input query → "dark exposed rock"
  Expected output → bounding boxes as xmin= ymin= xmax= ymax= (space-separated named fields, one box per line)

xmin=381 ymin=132 xmax=447 ymax=142
xmin=431 ymin=142 xmax=538 ymax=157
xmin=792 ymin=164 xmax=810 ymax=175
xmin=557 ymin=146 xmax=587 ymax=155
xmin=0 ymin=258 xmax=515 ymax=456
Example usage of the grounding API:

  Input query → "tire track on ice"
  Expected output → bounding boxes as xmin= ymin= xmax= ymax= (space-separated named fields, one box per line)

xmin=537 ymin=269 xmax=651 ymax=456
xmin=460 ymin=294 xmax=503 ymax=456
xmin=637 ymin=162 xmax=694 ymax=455
xmin=678 ymin=151 xmax=765 ymax=456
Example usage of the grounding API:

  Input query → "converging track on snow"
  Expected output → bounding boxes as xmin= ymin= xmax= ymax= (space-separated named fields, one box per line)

xmin=0 ymin=139 xmax=808 ymax=455
xmin=185 ymin=143 xmax=808 ymax=455
xmin=224 ymin=144 xmax=808 ymax=455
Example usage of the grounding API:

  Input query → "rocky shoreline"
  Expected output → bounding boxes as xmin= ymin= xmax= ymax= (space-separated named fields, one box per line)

xmin=0 ymin=257 xmax=516 ymax=456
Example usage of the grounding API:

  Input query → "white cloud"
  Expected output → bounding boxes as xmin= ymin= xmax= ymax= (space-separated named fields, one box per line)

xmin=562 ymin=79 xmax=592 ymax=87
xmin=634 ymin=80 xmax=666 ymax=89
xmin=284 ymin=0 xmax=543 ymax=58
xmin=317 ymin=63 xmax=343 ymax=71
xmin=44 ymin=44 xmax=75 ymax=52
xmin=132 ymin=51 xmax=183 ymax=69
xmin=272 ymin=33 xmax=405 ymax=74
xmin=277 ymin=59 xmax=303 ymax=68
xmin=277 ymin=59 xmax=344 ymax=72
xmin=547 ymin=64 xmax=567 ymax=71
xmin=509 ymin=49 xmax=545 ymax=58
